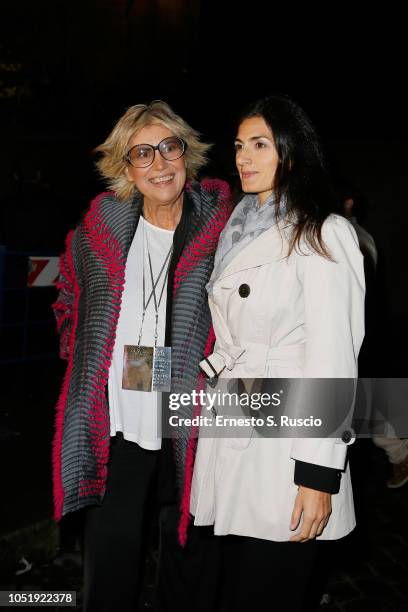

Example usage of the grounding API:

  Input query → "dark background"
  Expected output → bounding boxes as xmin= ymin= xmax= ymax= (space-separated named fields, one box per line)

xmin=1 ymin=0 xmax=406 ymax=321
xmin=1 ymin=5 xmax=408 ymax=611
xmin=0 ymin=0 xmax=407 ymax=535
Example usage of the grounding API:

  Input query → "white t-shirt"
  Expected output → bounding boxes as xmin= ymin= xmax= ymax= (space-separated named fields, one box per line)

xmin=108 ymin=216 xmax=174 ymax=450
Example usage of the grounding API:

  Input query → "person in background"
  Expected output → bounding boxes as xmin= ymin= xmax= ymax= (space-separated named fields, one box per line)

xmin=338 ymin=181 xmax=408 ymax=489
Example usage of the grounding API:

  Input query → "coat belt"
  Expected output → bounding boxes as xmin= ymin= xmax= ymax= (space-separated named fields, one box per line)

xmin=200 ymin=342 xmax=305 ymax=382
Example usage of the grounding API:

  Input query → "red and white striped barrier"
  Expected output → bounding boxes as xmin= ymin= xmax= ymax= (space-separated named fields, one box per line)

xmin=27 ymin=256 xmax=59 ymax=287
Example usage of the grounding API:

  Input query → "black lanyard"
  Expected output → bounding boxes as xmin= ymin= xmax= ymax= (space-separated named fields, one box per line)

xmin=138 ymin=219 xmax=173 ymax=347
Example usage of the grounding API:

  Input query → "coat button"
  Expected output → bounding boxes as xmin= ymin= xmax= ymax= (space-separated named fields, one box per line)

xmin=341 ymin=430 xmax=354 ymax=444
xmin=239 ymin=283 xmax=250 ymax=298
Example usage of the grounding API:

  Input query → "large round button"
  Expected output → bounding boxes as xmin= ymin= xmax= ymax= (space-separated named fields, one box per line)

xmin=341 ymin=430 xmax=354 ymax=444
xmin=239 ymin=283 xmax=250 ymax=298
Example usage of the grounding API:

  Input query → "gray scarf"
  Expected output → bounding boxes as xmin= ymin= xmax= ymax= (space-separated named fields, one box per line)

xmin=207 ymin=192 xmax=286 ymax=294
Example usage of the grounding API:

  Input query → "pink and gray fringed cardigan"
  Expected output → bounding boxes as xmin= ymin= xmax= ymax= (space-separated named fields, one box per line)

xmin=52 ymin=179 xmax=231 ymax=545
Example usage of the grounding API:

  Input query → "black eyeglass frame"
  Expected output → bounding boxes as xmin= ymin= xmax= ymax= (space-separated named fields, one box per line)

xmin=125 ymin=136 xmax=186 ymax=168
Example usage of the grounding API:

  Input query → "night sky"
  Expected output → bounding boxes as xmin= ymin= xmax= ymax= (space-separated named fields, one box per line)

xmin=1 ymin=0 xmax=407 ymax=366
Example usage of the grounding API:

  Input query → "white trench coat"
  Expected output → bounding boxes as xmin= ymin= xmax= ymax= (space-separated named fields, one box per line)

xmin=190 ymin=214 xmax=365 ymax=541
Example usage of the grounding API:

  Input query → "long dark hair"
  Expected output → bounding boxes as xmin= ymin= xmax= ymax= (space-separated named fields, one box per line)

xmin=237 ymin=94 xmax=337 ymax=257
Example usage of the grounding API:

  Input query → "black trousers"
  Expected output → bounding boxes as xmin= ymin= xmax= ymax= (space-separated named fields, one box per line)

xmin=156 ymin=504 xmax=221 ymax=612
xmin=83 ymin=434 xmax=159 ymax=612
xmin=82 ymin=434 xmax=221 ymax=612
xmin=82 ymin=433 xmax=317 ymax=612
xmin=221 ymin=535 xmax=318 ymax=612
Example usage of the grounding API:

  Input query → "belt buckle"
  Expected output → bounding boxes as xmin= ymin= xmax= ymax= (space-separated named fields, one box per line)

xmin=203 ymin=357 xmax=219 ymax=388
xmin=206 ymin=374 xmax=218 ymax=388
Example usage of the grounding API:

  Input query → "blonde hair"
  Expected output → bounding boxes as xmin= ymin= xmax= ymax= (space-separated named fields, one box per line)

xmin=94 ymin=100 xmax=211 ymax=202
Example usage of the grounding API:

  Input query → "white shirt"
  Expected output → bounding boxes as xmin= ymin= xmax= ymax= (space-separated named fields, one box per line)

xmin=108 ymin=217 xmax=174 ymax=450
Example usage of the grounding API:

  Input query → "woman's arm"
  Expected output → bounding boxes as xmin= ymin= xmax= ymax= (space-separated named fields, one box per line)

xmin=291 ymin=215 xmax=365 ymax=469
xmin=289 ymin=215 xmax=365 ymax=540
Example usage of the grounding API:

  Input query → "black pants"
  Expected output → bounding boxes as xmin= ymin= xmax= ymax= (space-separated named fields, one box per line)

xmin=82 ymin=434 xmax=221 ymax=612
xmin=83 ymin=434 xmax=317 ymax=612
xmin=221 ymin=535 xmax=318 ymax=612
xmin=156 ymin=504 xmax=221 ymax=612
xmin=83 ymin=434 xmax=159 ymax=612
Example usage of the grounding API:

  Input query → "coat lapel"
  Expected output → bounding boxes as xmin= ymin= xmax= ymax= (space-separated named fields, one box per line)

xmin=215 ymin=221 xmax=292 ymax=281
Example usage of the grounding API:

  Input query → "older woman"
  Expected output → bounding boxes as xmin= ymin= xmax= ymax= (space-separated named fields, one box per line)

xmin=52 ymin=101 xmax=231 ymax=612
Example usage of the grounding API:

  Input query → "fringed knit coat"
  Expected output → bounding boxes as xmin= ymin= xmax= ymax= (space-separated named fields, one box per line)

xmin=52 ymin=179 xmax=231 ymax=544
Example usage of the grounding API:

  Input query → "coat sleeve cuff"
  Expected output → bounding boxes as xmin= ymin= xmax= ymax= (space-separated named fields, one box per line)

xmin=294 ymin=460 xmax=341 ymax=494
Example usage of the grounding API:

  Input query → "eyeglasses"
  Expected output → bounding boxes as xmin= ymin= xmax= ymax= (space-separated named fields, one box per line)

xmin=125 ymin=136 xmax=186 ymax=168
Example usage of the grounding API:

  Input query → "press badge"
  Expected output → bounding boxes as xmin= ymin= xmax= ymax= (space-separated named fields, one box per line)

xmin=151 ymin=346 xmax=172 ymax=391
xmin=122 ymin=345 xmax=171 ymax=392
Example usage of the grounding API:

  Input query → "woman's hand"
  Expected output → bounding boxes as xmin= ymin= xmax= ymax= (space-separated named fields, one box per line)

xmin=289 ymin=486 xmax=332 ymax=542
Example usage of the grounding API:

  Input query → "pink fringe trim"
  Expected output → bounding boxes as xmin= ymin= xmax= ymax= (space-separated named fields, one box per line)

xmin=52 ymin=229 xmax=79 ymax=521
xmin=176 ymin=181 xmax=231 ymax=546
xmin=177 ymin=326 xmax=216 ymax=546
xmin=174 ymin=180 xmax=232 ymax=295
